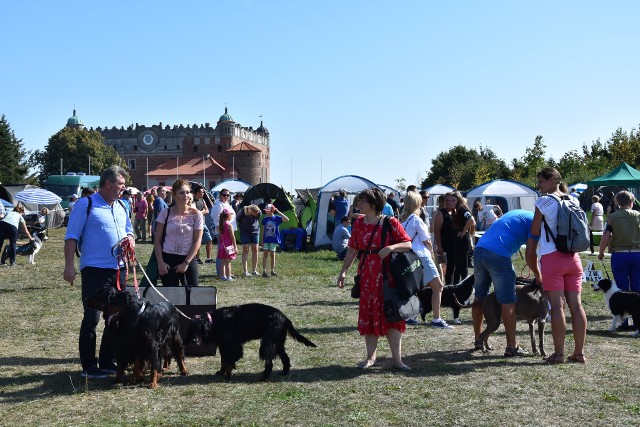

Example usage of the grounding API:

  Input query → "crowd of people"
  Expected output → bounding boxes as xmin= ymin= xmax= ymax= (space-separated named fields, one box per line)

xmin=5 ymin=162 xmax=623 ymax=377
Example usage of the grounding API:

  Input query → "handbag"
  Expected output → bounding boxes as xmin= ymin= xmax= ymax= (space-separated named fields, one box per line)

xmin=382 ymin=278 xmax=422 ymax=323
xmin=350 ymin=218 xmax=383 ymax=299
xmin=381 ymin=216 xmax=425 ymax=300
xmin=225 ymin=245 xmax=236 ymax=256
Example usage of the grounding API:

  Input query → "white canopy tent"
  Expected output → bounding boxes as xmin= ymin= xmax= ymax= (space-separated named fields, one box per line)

xmin=423 ymin=184 xmax=456 ymax=217
xmin=465 ymin=179 xmax=538 ymax=213
xmin=312 ymin=175 xmax=381 ymax=247
xmin=210 ymin=179 xmax=252 ymax=198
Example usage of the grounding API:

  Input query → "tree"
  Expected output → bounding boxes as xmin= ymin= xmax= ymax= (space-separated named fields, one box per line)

xmin=31 ymin=127 xmax=124 ymax=183
xmin=421 ymin=145 xmax=509 ymax=190
xmin=0 ymin=115 xmax=30 ymax=184
xmin=511 ymin=135 xmax=550 ymax=187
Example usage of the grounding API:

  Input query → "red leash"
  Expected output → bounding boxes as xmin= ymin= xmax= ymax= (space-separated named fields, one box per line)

xmin=114 ymin=237 xmax=139 ymax=297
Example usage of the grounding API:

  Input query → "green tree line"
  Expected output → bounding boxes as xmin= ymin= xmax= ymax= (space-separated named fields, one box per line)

xmin=419 ymin=126 xmax=640 ymax=190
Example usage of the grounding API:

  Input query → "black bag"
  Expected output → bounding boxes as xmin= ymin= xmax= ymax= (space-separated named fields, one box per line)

xmin=351 ymin=275 xmax=361 ymax=298
xmin=382 ymin=279 xmax=422 ymax=323
xmin=381 ymin=216 xmax=425 ymax=300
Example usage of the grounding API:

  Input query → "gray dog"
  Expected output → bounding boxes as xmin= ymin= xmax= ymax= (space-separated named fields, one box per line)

xmin=475 ymin=278 xmax=549 ymax=357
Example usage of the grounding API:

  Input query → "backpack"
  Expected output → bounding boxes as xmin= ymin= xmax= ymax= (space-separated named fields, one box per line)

xmin=541 ymin=194 xmax=590 ymax=254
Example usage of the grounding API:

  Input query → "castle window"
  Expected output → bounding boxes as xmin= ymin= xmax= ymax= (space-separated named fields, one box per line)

xmin=218 ymin=146 xmax=222 ymax=152
xmin=133 ymin=146 xmax=138 ymax=151
xmin=128 ymin=159 xmax=136 ymax=170
xmin=193 ymin=146 xmax=198 ymax=152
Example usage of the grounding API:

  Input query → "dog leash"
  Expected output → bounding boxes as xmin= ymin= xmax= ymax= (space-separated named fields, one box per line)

xmin=133 ymin=259 xmax=193 ymax=321
xmin=112 ymin=238 xmax=139 ymax=297
xmin=600 ymin=259 xmax=611 ymax=280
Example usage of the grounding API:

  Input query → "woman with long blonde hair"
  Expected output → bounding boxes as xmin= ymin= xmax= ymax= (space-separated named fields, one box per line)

xmin=401 ymin=191 xmax=451 ymax=328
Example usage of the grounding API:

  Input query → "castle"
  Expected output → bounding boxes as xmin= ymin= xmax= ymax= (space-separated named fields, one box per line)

xmin=67 ymin=108 xmax=270 ymax=190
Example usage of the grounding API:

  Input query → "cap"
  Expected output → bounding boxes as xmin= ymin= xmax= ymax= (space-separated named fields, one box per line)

xmin=122 ymin=190 xmax=131 ymax=196
xmin=222 ymin=207 xmax=234 ymax=214
xmin=70 ymin=194 xmax=78 ymax=199
xmin=264 ymin=204 xmax=275 ymax=212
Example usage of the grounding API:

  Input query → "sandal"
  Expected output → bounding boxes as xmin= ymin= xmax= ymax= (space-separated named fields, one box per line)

xmin=567 ymin=354 xmax=586 ymax=364
xmin=544 ymin=353 xmax=565 ymax=364
xmin=474 ymin=339 xmax=483 ymax=351
xmin=504 ymin=346 xmax=528 ymax=357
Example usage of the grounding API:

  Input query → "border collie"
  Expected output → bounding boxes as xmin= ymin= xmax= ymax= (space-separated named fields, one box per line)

xmin=592 ymin=278 xmax=640 ymax=337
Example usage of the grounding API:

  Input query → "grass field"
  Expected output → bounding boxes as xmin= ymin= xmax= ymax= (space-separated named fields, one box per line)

xmin=0 ymin=228 xmax=639 ymax=426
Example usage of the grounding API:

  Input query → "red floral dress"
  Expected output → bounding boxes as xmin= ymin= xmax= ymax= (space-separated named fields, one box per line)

xmin=349 ymin=216 xmax=411 ymax=336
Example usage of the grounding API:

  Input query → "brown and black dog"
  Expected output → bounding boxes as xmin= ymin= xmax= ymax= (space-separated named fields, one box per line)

xmin=187 ymin=303 xmax=316 ymax=381
xmin=86 ymin=287 xmax=188 ymax=388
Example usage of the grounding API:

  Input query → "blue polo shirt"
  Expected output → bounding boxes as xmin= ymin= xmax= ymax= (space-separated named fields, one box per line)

xmin=476 ymin=209 xmax=536 ymax=258
xmin=65 ymin=193 xmax=134 ymax=270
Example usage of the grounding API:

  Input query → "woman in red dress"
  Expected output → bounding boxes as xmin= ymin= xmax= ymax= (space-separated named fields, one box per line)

xmin=337 ymin=188 xmax=412 ymax=370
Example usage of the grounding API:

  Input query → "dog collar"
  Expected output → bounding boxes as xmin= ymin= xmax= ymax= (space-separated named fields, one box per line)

xmin=206 ymin=312 xmax=212 ymax=324
xmin=137 ymin=302 xmax=147 ymax=315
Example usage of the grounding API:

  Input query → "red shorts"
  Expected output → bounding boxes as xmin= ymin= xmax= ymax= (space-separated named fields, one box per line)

xmin=540 ymin=251 xmax=583 ymax=292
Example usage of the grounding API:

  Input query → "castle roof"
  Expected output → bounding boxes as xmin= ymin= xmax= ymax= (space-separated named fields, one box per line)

xmin=145 ymin=156 xmax=226 ymax=177
xmin=227 ymin=141 xmax=261 ymax=152
xmin=218 ymin=107 xmax=234 ymax=122
xmin=256 ymin=120 xmax=269 ymax=135
xmin=67 ymin=109 xmax=83 ymax=126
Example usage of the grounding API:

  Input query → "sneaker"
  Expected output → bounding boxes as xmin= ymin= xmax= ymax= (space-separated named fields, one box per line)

xmin=220 ymin=276 xmax=228 ymax=281
xmin=431 ymin=318 xmax=453 ymax=329
xmin=504 ymin=346 xmax=528 ymax=357
xmin=196 ymin=258 xmax=204 ymax=265
xmin=253 ymin=271 xmax=260 ymax=276
xmin=244 ymin=271 xmax=252 ymax=277
xmin=81 ymin=366 xmax=110 ymax=379
xmin=227 ymin=277 xmax=234 ymax=282
xmin=405 ymin=317 xmax=419 ymax=325
xmin=271 ymin=271 xmax=278 ymax=277
xmin=262 ymin=271 xmax=269 ymax=278
xmin=205 ymin=258 xmax=214 ymax=264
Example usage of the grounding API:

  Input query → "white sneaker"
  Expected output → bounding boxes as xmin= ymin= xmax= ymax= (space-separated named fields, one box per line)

xmin=431 ymin=318 xmax=453 ymax=329
xmin=244 ymin=271 xmax=252 ymax=277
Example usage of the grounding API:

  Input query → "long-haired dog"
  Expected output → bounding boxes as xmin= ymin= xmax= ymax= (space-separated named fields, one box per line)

xmin=592 ymin=278 xmax=640 ymax=337
xmin=85 ymin=287 xmax=188 ymax=388
xmin=416 ymin=274 xmax=475 ymax=324
xmin=186 ymin=303 xmax=317 ymax=381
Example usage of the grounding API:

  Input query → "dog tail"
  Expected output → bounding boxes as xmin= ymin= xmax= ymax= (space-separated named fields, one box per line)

xmin=286 ymin=320 xmax=317 ymax=348
xmin=453 ymin=293 xmax=473 ymax=308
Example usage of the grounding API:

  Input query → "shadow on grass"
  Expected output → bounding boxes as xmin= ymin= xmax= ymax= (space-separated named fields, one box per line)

xmin=0 ymin=356 xmax=77 ymax=367
xmin=0 ymin=286 xmax=54 ymax=294
xmin=297 ymin=326 xmax=357 ymax=335
xmin=294 ymin=300 xmax=356 ymax=307
xmin=587 ymin=329 xmax=638 ymax=339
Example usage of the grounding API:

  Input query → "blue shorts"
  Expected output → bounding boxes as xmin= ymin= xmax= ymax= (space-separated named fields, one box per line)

xmin=473 ymin=246 xmax=516 ymax=304
xmin=420 ymin=256 xmax=440 ymax=285
xmin=240 ymin=232 xmax=259 ymax=245
xmin=201 ymin=223 xmax=213 ymax=244
xmin=263 ymin=243 xmax=278 ymax=252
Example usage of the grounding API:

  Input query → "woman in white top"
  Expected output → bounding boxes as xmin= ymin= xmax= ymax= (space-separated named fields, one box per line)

xmin=400 ymin=191 xmax=451 ymax=329
xmin=154 ymin=179 xmax=204 ymax=287
xmin=589 ymin=195 xmax=604 ymax=231
xmin=527 ymin=167 xmax=587 ymax=364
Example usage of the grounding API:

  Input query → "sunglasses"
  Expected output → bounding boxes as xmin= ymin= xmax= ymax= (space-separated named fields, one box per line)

xmin=221 ymin=193 xmax=230 ymax=197
xmin=177 ymin=190 xmax=193 ymax=195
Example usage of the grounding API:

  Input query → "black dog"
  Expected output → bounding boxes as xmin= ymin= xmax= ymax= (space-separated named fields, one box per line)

xmin=416 ymin=274 xmax=475 ymax=323
xmin=592 ymin=278 xmax=640 ymax=337
xmin=186 ymin=303 xmax=317 ymax=381
xmin=86 ymin=287 xmax=189 ymax=388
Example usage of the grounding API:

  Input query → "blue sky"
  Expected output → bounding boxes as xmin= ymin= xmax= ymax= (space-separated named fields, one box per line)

xmin=2 ymin=1 xmax=639 ymax=192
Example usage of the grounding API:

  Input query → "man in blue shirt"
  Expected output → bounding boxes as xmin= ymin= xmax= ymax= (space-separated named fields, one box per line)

xmin=332 ymin=216 xmax=351 ymax=260
xmin=472 ymin=209 xmax=540 ymax=357
xmin=64 ymin=166 xmax=134 ymax=379
xmin=152 ymin=186 xmax=169 ymax=240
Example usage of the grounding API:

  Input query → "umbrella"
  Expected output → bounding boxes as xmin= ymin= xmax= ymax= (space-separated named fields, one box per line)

xmin=1 ymin=198 xmax=14 ymax=213
xmin=14 ymin=188 xmax=62 ymax=205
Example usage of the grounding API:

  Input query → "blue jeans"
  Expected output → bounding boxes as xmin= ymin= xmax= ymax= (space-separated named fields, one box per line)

xmin=473 ymin=247 xmax=517 ymax=304
xmin=79 ymin=267 xmax=125 ymax=370
xmin=611 ymin=252 xmax=640 ymax=292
